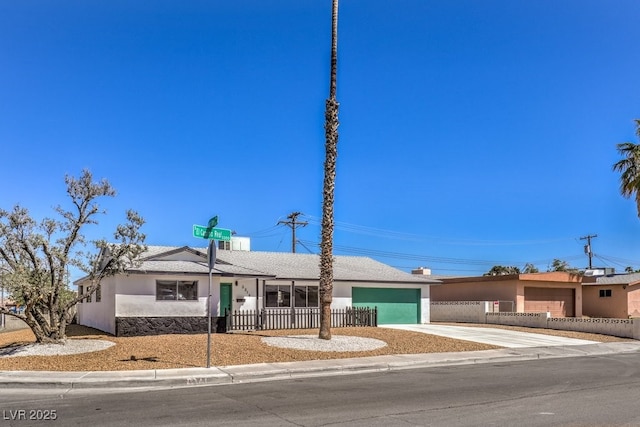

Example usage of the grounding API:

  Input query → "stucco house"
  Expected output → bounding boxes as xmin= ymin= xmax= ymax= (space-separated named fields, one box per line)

xmin=76 ymin=245 xmax=439 ymax=336
xmin=582 ymin=273 xmax=640 ymax=318
xmin=431 ymin=272 xmax=583 ymax=317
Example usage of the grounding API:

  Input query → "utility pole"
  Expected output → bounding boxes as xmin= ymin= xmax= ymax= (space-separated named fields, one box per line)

xmin=278 ymin=212 xmax=308 ymax=253
xmin=580 ymin=234 xmax=598 ymax=269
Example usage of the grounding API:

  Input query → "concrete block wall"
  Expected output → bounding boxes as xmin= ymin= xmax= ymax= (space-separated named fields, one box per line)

xmin=0 ymin=315 xmax=28 ymax=332
xmin=486 ymin=312 xmax=550 ymax=328
xmin=547 ymin=317 xmax=634 ymax=338
xmin=432 ymin=301 xmax=640 ymax=339
xmin=430 ymin=301 xmax=488 ymax=323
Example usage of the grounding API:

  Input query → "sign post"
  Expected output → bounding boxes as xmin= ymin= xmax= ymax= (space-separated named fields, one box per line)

xmin=192 ymin=217 xmax=226 ymax=369
xmin=206 ymin=238 xmax=216 ymax=368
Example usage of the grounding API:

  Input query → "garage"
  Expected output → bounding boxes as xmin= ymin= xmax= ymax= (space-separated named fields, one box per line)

xmin=352 ymin=287 xmax=420 ymax=324
xmin=524 ymin=287 xmax=575 ymax=317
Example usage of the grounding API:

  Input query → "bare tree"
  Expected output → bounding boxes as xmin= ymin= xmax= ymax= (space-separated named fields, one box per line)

xmin=0 ymin=170 xmax=146 ymax=343
xmin=319 ymin=0 xmax=340 ymax=340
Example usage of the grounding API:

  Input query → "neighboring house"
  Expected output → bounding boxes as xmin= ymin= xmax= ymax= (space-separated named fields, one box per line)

xmin=582 ymin=273 xmax=640 ymax=318
xmin=431 ymin=272 xmax=583 ymax=317
xmin=76 ymin=245 xmax=439 ymax=336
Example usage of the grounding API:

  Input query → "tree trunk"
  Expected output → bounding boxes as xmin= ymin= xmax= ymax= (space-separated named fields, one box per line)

xmin=319 ymin=0 xmax=339 ymax=341
xmin=24 ymin=307 xmax=68 ymax=344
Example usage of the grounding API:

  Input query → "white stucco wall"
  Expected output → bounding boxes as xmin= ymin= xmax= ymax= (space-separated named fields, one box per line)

xmin=232 ymin=278 xmax=261 ymax=312
xmin=114 ymin=274 xmax=213 ymax=317
xmin=77 ymin=276 xmax=117 ymax=335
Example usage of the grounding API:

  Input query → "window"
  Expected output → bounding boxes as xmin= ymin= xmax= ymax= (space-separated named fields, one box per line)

xmin=294 ymin=285 xmax=319 ymax=307
xmin=265 ymin=284 xmax=291 ymax=308
xmin=156 ymin=280 xmax=198 ymax=301
xmin=95 ymin=285 xmax=101 ymax=303
xmin=218 ymin=240 xmax=231 ymax=250
xmin=599 ymin=289 xmax=612 ymax=298
xmin=78 ymin=285 xmax=83 ymax=303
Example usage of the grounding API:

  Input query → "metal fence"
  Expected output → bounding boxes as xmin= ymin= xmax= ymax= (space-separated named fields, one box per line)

xmin=226 ymin=307 xmax=377 ymax=332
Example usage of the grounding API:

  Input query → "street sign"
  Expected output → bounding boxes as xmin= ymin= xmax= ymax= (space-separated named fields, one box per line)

xmin=193 ymin=224 xmax=232 ymax=241
xmin=208 ymin=216 xmax=218 ymax=228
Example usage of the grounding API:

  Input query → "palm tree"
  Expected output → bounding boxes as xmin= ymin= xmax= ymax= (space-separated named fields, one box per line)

xmin=613 ymin=119 xmax=640 ymax=218
xmin=319 ymin=0 xmax=339 ymax=340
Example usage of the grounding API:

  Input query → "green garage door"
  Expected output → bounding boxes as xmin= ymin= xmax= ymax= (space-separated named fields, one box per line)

xmin=352 ymin=287 xmax=420 ymax=324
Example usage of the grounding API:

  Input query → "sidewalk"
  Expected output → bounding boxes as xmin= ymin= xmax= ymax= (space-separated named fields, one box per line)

xmin=2 ymin=341 xmax=640 ymax=390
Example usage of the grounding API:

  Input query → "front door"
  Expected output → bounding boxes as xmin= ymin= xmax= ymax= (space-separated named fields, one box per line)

xmin=220 ymin=283 xmax=233 ymax=315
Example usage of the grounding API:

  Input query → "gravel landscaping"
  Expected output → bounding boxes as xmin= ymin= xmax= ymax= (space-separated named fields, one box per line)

xmin=0 ymin=323 xmax=632 ymax=372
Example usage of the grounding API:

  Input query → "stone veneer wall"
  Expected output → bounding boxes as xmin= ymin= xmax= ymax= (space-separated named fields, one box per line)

xmin=115 ymin=316 xmax=227 ymax=337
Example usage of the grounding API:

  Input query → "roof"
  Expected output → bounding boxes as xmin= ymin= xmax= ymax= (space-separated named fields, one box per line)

xmin=582 ymin=273 xmax=640 ymax=286
xmin=441 ymin=271 xmax=582 ymax=284
xmin=122 ymin=245 xmax=439 ymax=285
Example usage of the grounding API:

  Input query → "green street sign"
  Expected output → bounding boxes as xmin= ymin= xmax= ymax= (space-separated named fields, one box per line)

xmin=208 ymin=216 xmax=218 ymax=228
xmin=193 ymin=225 xmax=232 ymax=241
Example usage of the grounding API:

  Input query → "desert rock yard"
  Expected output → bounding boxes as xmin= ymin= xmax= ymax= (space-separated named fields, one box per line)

xmin=0 ymin=324 xmax=630 ymax=372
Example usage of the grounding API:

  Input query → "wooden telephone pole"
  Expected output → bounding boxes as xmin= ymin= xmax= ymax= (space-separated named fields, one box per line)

xmin=580 ymin=234 xmax=598 ymax=269
xmin=278 ymin=212 xmax=308 ymax=253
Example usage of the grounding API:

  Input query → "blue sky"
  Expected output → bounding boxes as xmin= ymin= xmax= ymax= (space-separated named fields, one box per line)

xmin=1 ymin=1 xmax=639 ymax=277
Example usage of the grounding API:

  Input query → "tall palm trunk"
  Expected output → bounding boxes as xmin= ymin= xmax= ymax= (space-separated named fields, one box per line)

xmin=319 ymin=0 xmax=339 ymax=340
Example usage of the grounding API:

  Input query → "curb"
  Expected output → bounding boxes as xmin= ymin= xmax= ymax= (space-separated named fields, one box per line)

xmin=1 ymin=342 xmax=639 ymax=390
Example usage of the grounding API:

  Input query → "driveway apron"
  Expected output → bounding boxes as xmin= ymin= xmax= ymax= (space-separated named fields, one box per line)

xmin=381 ymin=324 xmax=599 ymax=348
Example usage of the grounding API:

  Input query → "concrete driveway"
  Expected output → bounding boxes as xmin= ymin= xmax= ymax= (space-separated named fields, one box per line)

xmin=381 ymin=324 xmax=599 ymax=348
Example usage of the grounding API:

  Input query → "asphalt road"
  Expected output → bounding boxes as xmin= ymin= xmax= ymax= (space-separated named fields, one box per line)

xmin=2 ymin=352 xmax=640 ymax=426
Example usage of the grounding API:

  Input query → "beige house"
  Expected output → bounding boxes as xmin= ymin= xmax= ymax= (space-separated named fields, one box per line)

xmin=582 ymin=273 xmax=640 ymax=318
xmin=432 ymin=272 xmax=583 ymax=317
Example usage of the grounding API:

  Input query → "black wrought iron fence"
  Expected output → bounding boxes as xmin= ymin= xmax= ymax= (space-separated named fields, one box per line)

xmin=226 ymin=306 xmax=377 ymax=332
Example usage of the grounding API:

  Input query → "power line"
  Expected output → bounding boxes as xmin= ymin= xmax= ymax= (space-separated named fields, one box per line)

xmin=297 ymin=239 xmax=583 ymax=269
xmin=301 ymin=214 xmax=575 ymax=246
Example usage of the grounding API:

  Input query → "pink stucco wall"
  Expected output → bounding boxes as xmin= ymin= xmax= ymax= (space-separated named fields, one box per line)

xmin=582 ymin=285 xmax=628 ymax=318
xmin=628 ymin=287 xmax=640 ymax=317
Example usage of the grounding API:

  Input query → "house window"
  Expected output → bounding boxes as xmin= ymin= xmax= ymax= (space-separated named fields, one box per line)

xmin=78 ymin=285 xmax=83 ymax=303
xmin=156 ymin=280 xmax=198 ymax=301
xmin=599 ymin=289 xmax=612 ymax=298
xmin=265 ymin=284 xmax=291 ymax=308
xmin=294 ymin=285 xmax=319 ymax=308
xmin=218 ymin=240 xmax=231 ymax=250
xmin=95 ymin=285 xmax=101 ymax=303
